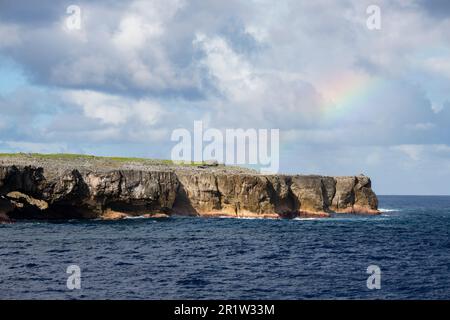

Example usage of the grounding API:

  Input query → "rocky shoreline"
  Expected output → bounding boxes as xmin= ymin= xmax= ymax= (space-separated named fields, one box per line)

xmin=0 ymin=154 xmax=379 ymax=223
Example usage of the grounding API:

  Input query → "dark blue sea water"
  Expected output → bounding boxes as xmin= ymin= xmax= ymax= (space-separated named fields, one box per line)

xmin=0 ymin=196 xmax=449 ymax=300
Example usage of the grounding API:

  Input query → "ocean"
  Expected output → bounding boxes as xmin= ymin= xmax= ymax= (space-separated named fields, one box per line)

xmin=0 ymin=195 xmax=449 ymax=299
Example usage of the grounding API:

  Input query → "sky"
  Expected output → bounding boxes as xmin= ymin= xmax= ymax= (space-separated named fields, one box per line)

xmin=0 ymin=0 xmax=450 ymax=195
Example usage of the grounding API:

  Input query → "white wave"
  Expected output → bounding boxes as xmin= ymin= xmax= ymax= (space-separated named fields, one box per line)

xmin=378 ymin=208 xmax=401 ymax=212
xmin=240 ymin=217 xmax=278 ymax=220
xmin=123 ymin=215 xmax=162 ymax=220
xmin=217 ymin=216 xmax=278 ymax=220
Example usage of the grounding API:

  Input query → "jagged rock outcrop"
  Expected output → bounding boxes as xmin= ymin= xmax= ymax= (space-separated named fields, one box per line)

xmin=0 ymin=156 xmax=379 ymax=222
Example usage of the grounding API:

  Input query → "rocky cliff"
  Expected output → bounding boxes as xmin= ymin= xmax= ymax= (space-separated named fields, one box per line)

xmin=0 ymin=155 xmax=379 ymax=223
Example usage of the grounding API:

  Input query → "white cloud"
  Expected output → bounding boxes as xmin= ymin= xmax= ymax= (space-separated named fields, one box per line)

xmin=194 ymin=33 xmax=262 ymax=101
xmin=407 ymin=122 xmax=436 ymax=130
xmin=423 ymin=56 xmax=450 ymax=79
xmin=113 ymin=15 xmax=162 ymax=50
xmin=193 ymin=33 xmax=326 ymax=128
xmin=64 ymin=90 xmax=164 ymax=126
xmin=392 ymin=144 xmax=425 ymax=161
xmin=2 ymin=141 xmax=68 ymax=154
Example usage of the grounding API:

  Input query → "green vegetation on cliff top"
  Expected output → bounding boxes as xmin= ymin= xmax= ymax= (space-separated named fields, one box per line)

xmin=0 ymin=153 xmax=208 ymax=166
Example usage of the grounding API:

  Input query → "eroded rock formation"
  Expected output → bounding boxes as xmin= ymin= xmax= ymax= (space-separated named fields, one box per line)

xmin=0 ymin=157 xmax=379 ymax=222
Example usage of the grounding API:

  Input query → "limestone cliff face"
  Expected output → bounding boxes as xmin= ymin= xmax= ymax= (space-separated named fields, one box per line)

xmin=0 ymin=162 xmax=378 ymax=222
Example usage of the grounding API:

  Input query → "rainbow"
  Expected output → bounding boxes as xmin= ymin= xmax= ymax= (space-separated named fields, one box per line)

xmin=319 ymin=74 xmax=385 ymax=122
